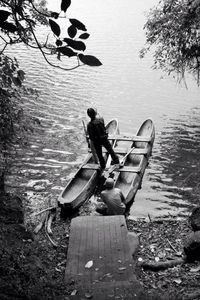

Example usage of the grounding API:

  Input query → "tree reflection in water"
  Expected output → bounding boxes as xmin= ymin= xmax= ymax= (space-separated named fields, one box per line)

xmin=149 ymin=108 xmax=200 ymax=217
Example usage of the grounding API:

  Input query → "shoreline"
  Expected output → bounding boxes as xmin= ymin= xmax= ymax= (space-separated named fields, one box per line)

xmin=0 ymin=192 xmax=199 ymax=299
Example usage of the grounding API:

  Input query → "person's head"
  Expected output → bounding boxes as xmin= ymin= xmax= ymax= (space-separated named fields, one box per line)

xmin=87 ymin=107 xmax=97 ymax=120
xmin=105 ymin=178 xmax=114 ymax=189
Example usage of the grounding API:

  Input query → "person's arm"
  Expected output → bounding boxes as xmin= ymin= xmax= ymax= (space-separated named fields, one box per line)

xmin=98 ymin=115 xmax=104 ymax=124
xmin=88 ymin=122 xmax=97 ymax=141
xmin=100 ymin=191 xmax=107 ymax=204
xmin=119 ymin=190 xmax=126 ymax=203
xmin=85 ymin=123 xmax=91 ymax=148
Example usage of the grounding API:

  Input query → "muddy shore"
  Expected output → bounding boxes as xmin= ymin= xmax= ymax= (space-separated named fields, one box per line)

xmin=0 ymin=192 xmax=200 ymax=300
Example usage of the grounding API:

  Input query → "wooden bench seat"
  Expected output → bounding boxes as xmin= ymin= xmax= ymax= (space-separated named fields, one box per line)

xmin=118 ymin=166 xmax=141 ymax=173
xmin=82 ymin=163 xmax=100 ymax=170
xmin=102 ymin=148 xmax=148 ymax=155
xmin=108 ymin=134 xmax=151 ymax=142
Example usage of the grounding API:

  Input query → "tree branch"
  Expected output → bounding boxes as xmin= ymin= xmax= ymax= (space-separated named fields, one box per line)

xmin=0 ymin=36 xmax=8 ymax=55
xmin=30 ymin=0 xmax=51 ymax=18
xmin=0 ymin=0 xmax=13 ymax=8
xmin=29 ymin=22 xmax=82 ymax=71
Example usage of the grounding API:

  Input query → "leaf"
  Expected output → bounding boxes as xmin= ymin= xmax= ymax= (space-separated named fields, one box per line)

xmin=79 ymin=33 xmax=90 ymax=39
xmin=8 ymin=76 xmax=12 ymax=85
xmin=61 ymin=0 xmax=71 ymax=13
xmin=190 ymin=265 xmax=200 ymax=273
xmin=78 ymin=54 xmax=102 ymax=66
xmin=56 ymin=39 xmax=63 ymax=46
xmin=138 ymin=257 xmax=143 ymax=262
xmin=85 ymin=260 xmax=93 ymax=268
xmin=0 ymin=22 xmax=17 ymax=33
xmin=55 ymin=267 xmax=62 ymax=272
xmin=26 ymin=19 xmax=36 ymax=26
xmin=51 ymin=12 xmax=59 ymax=19
xmin=68 ymin=25 xmax=77 ymax=38
xmin=173 ymin=278 xmax=182 ymax=284
xmin=57 ymin=46 xmax=77 ymax=57
xmin=71 ymin=290 xmax=77 ymax=296
xmin=49 ymin=19 xmax=60 ymax=37
xmin=69 ymin=18 xmax=86 ymax=31
xmin=57 ymin=52 xmax=61 ymax=60
xmin=63 ymin=38 xmax=86 ymax=51
xmin=12 ymin=76 xmax=21 ymax=87
xmin=15 ymin=5 xmax=23 ymax=15
xmin=17 ymin=70 xmax=25 ymax=81
xmin=0 ymin=10 xmax=11 ymax=22
xmin=85 ymin=293 xmax=93 ymax=299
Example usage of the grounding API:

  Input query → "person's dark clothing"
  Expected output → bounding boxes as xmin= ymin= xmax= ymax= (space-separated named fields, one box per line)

xmin=87 ymin=117 xmax=119 ymax=169
xmin=96 ymin=183 xmax=126 ymax=216
xmin=87 ymin=117 xmax=108 ymax=142
xmin=93 ymin=138 xmax=119 ymax=169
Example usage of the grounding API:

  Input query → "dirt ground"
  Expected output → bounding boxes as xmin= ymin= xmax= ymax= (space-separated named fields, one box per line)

xmin=127 ymin=217 xmax=200 ymax=300
xmin=0 ymin=192 xmax=200 ymax=300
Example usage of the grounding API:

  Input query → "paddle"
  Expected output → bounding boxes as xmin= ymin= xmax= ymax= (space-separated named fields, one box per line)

xmin=104 ymin=146 xmax=136 ymax=178
xmin=105 ymin=135 xmax=118 ymax=169
xmin=82 ymin=120 xmax=90 ymax=148
xmin=119 ymin=146 xmax=136 ymax=166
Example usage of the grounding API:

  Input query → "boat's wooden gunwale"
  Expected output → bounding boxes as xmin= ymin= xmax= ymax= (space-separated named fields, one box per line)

xmin=113 ymin=119 xmax=155 ymax=209
xmin=58 ymin=155 xmax=102 ymax=209
xmin=71 ymin=171 xmax=100 ymax=210
xmin=58 ymin=152 xmax=94 ymax=201
xmin=59 ymin=161 xmax=101 ymax=210
xmin=58 ymin=119 xmax=119 ymax=212
xmin=124 ymin=156 xmax=149 ymax=206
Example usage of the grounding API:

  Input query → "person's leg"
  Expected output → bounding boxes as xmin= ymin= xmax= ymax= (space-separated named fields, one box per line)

xmin=93 ymin=141 xmax=106 ymax=169
xmin=102 ymin=138 xmax=119 ymax=164
xmin=90 ymin=140 xmax=98 ymax=163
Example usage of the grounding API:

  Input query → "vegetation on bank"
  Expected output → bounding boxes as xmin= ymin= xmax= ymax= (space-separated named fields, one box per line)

xmin=0 ymin=55 xmax=39 ymax=191
xmin=141 ymin=0 xmax=200 ymax=85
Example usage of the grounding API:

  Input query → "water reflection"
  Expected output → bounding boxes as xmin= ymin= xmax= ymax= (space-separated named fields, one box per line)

xmin=132 ymin=108 xmax=200 ymax=219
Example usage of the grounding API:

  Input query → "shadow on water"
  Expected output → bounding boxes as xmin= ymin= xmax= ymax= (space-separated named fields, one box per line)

xmin=135 ymin=107 xmax=200 ymax=219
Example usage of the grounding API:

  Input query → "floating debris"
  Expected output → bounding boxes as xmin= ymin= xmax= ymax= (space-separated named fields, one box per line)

xmin=85 ymin=260 xmax=93 ymax=269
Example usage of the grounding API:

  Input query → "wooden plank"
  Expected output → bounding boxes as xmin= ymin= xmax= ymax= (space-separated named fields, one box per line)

xmin=102 ymin=148 xmax=148 ymax=155
xmin=130 ymin=148 xmax=148 ymax=155
xmin=118 ymin=166 xmax=141 ymax=173
xmin=82 ymin=163 xmax=101 ymax=170
xmin=108 ymin=134 xmax=151 ymax=142
xmin=65 ymin=216 xmax=143 ymax=299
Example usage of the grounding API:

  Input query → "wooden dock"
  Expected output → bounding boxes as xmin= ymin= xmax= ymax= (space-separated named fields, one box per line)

xmin=65 ymin=216 xmax=145 ymax=299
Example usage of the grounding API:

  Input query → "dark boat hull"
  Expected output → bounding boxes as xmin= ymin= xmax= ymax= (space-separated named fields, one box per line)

xmin=58 ymin=119 xmax=119 ymax=213
xmin=113 ymin=119 xmax=155 ymax=210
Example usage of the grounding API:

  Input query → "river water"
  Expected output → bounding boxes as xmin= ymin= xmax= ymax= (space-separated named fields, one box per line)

xmin=5 ymin=0 xmax=200 ymax=219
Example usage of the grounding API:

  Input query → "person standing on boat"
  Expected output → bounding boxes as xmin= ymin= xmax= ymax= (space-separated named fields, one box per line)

xmin=96 ymin=178 xmax=126 ymax=215
xmin=87 ymin=107 xmax=119 ymax=169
